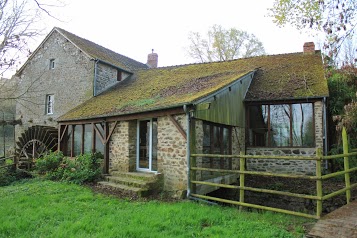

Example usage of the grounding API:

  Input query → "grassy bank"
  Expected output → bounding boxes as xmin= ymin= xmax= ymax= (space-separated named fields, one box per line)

xmin=0 ymin=180 xmax=311 ymax=237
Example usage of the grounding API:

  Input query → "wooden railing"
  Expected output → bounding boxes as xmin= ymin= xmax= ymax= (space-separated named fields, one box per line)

xmin=0 ymin=155 xmax=16 ymax=169
xmin=189 ymin=128 xmax=357 ymax=219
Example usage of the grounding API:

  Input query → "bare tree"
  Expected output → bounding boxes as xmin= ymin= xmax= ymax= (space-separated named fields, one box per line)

xmin=0 ymin=0 xmax=64 ymax=124
xmin=269 ymin=0 xmax=357 ymax=60
xmin=0 ymin=0 xmax=63 ymax=99
xmin=187 ymin=25 xmax=266 ymax=63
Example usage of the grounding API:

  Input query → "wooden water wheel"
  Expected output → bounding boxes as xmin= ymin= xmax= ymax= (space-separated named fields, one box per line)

xmin=16 ymin=126 xmax=58 ymax=169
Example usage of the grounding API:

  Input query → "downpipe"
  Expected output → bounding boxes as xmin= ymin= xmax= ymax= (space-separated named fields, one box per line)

xmin=184 ymin=104 xmax=191 ymax=199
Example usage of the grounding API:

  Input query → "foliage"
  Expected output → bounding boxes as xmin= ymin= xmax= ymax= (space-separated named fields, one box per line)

xmin=187 ymin=24 xmax=265 ymax=63
xmin=0 ymin=166 xmax=32 ymax=186
xmin=327 ymin=66 xmax=357 ymax=116
xmin=327 ymin=65 xmax=357 ymax=146
xmin=269 ymin=0 xmax=357 ymax=59
xmin=35 ymin=152 xmax=103 ymax=184
xmin=35 ymin=151 xmax=64 ymax=174
xmin=0 ymin=180 xmax=310 ymax=237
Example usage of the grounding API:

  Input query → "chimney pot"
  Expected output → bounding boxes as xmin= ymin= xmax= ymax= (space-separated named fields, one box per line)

xmin=303 ymin=42 xmax=315 ymax=54
xmin=147 ymin=50 xmax=158 ymax=68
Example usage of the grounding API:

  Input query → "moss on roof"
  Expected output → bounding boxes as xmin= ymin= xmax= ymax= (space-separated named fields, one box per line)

xmin=59 ymin=51 xmax=328 ymax=121
xmin=55 ymin=27 xmax=148 ymax=72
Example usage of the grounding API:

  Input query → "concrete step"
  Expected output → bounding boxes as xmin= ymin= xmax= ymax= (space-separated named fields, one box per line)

xmin=110 ymin=171 xmax=159 ymax=181
xmin=98 ymin=171 xmax=163 ymax=197
xmin=105 ymin=175 xmax=152 ymax=189
xmin=97 ymin=181 xmax=149 ymax=197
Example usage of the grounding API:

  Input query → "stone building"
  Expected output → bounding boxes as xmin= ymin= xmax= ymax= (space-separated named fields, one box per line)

xmin=14 ymin=28 xmax=328 ymax=197
xmin=14 ymin=27 xmax=148 ymax=140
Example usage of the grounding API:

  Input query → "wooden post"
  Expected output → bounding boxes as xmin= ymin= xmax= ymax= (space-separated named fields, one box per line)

xmin=189 ymin=118 xmax=196 ymax=194
xmin=316 ymin=148 xmax=323 ymax=218
xmin=239 ymin=151 xmax=245 ymax=212
xmin=342 ymin=127 xmax=351 ymax=204
xmin=103 ymin=122 xmax=109 ymax=174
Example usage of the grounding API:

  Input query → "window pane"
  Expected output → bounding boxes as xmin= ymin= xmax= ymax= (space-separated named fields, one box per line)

xmin=203 ymin=124 xmax=211 ymax=153
xmin=94 ymin=123 xmax=104 ymax=155
xmin=84 ymin=124 xmax=92 ymax=153
xmin=213 ymin=126 xmax=220 ymax=153
xmin=223 ymin=127 xmax=230 ymax=154
xmin=270 ymin=105 xmax=290 ymax=146
xmin=248 ymin=105 xmax=268 ymax=146
xmin=73 ymin=125 xmax=82 ymax=156
xmin=66 ymin=126 xmax=72 ymax=156
xmin=292 ymin=103 xmax=314 ymax=147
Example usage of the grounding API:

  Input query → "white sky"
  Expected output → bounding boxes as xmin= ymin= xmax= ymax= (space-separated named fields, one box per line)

xmin=38 ymin=0 xmax=319 ymax=67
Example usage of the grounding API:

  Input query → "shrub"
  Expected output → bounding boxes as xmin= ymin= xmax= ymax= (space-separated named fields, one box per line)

xmin=35 ymin=152 xmax=103 ymax=184
xmin=0 ymin=166 xmax=32 ymax=186
xmin=35 ymin=151 xmax=64 ymax=174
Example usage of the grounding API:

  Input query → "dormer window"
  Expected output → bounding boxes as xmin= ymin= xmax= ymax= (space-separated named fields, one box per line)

xmin=49 ymin=59 xmax=55 ymax=69
xmin=117 ymin=69 xmax=122 ymax=81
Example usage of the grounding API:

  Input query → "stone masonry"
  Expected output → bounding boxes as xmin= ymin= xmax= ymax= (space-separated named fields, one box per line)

xmin=15 ymin=31 xmax=94 ymax=139
xmin=95 ymin=63 xmax=130 ymax=95
xmin=109 ymin=121 xmax=136 ymax=172
xmin=108 ymin=114 xmax=188 ymax=197
xmin=157 ymin=115 xmax=188 ymax=197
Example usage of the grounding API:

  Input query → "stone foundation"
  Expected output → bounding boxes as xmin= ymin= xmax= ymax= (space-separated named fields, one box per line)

xmin=246 ymin=147 xmax=317 ymax=175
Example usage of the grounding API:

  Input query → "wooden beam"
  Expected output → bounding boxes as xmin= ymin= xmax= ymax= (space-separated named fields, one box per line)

xmin=91 ymin=123 xmax=95 ymax=153
xmin=59 ymin=125 xmax=68 ymax=142
xmin=59 ymin=107 xmax=185 ymax=124
xmin=168 ymin=115 xmax=187 ymax=140
xmin=105 ymin=121 xmax=118 ymax=144
xmin=103 ymin=122 xmax=109 ymax=174
xmin=93 ymin=124 xmax=105 ymax=144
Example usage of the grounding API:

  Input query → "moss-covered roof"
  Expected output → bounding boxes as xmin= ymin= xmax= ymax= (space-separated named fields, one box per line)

xmin=59 ymin=51 xmax=328 ymax=122
xmin=55 ymin=27 xmax=148 ymax=72
xmin=245 ymin=51 xmax=328 ymax=101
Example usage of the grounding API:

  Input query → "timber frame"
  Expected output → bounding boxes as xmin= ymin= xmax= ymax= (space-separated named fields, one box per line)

xmin=58 ymin=107 xmax=186 ymax=173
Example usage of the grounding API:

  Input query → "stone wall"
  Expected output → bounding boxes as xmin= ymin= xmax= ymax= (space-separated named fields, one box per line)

xmin=15 ymin=30 xmax=94 ymax=139
xmin=95 ymin=63 xmax=130 ymax=95
xmin=109 ymin=121 xmax=136 ymax=172
xmin=157 ymin=115 xmax=188 ymax=197
xmin=246 ymin=147 xmax=317 ymax=175
xmin=246 ymin=101 xmax=325 ymax=175
xmin=107 ymin=115 xmax=188 ymax=197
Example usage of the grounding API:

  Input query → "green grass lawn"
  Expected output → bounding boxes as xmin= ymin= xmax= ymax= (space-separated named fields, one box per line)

xmin=0 ymin=180 xmax=312 ymax=238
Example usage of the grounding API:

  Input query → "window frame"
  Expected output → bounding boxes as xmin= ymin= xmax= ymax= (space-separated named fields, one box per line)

xmin=49 ymin=59 xmax=55 ymax=70
xmin=246 ymin=102 xmax=315 ymax=148
xmin=202 ymin=120 xmax=233 ymax=170
xmin=46 ymin=94 xmax=54 ymax=115
xmin=117 ymin=69 xmax=122 ymax=81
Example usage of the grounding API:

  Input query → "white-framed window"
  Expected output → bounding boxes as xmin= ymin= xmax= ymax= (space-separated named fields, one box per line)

xmin=46 ymin=94 xmax=54 ymax=115
xmin=49 ymin=59 xmax=55 ymax=69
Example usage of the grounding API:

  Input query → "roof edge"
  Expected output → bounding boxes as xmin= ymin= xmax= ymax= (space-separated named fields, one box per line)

xmin=15 ymin=27 xmax=93 ymax=76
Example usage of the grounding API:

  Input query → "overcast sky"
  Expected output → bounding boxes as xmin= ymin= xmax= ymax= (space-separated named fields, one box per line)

xmin=39 ymin=0 xmax=319 ymax=67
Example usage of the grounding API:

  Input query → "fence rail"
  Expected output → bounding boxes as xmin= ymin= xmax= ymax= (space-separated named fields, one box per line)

xmin=0 ymin=156 xmax=15 ymax=169
xmin=189 ymin=127 xmax=356 ymax=219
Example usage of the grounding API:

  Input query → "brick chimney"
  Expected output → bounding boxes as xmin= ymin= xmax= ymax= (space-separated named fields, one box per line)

xmin=147 ymin=49 xmax=158 ymax=68
xmin=303 ymin=42 xmax=315 ymax=54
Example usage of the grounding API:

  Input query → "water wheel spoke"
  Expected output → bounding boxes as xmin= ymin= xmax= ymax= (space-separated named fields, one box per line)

xmin=16 ymin=126 xmax=58 ymax=170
